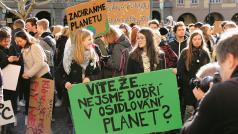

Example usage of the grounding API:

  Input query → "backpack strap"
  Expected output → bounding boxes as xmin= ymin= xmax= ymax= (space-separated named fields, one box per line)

xmin=119 ymin=48 xmax=129 ymax=75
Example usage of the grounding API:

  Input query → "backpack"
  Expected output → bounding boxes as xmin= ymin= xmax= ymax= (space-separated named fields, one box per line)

xmin=40 ymin=36 xmax=56 ymax=67
xmin=118 ymin=48 xmax=130 ymax=76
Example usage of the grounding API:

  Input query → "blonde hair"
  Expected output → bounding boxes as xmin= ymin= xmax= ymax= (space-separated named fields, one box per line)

xmin=36 ymin=19 xmax=49 ymax=31
xmin=73 ymin=29 xmax=93 ymax=64
xmin=62 ymin=26 xmax=69 ymax=37
xmin=52 ymin=25 xmax=63 ymax=36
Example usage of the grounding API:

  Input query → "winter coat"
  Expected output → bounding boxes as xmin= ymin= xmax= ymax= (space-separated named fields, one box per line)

xmin=55 ymin=39 xmax=101 ymax=89
xmin=126 ymin=50 xmax=166 ymax=75
xmin=0 ymin=45 xmax=9 ymax=69
xmin=177 ymin=47 xmax=210 ymax=105
xmin=9 ymin=28 xmax=24 ymax=74
xmin=56 ymin=60 xmax=101 ymax=88
xmin=159 ymin=40 xmax=178 ymax=68
xmin=103 ymin=34 xmax=132 ymax=78
xmin=22 ymin=43 xmax=50 ymax=78
xmin=55 ymin=35 xmax=68 ymax=67
xmin=181 ymin=65 xmax=238 ymax=134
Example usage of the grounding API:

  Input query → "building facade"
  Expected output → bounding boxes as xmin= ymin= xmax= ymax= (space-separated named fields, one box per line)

xmin=0 ymin=0 xmax=238 ymax=26
xmin=172 ymin=0 xmax=238 ymax=25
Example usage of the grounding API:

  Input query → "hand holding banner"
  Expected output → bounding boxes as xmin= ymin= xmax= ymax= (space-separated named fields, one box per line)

xmin=69 ymin=69 xmax=182 ymax=134
xmin=0 ymin=100 xmax=15 ymax=126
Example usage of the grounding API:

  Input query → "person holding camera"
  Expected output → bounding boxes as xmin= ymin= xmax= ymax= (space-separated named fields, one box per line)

xmin=177 ymin=30 xmax=211 ymax=122
xmin=191 ymin=62 xmax=220 ymax=101
xmin=181 ymin=28 xmax=238 ymax=134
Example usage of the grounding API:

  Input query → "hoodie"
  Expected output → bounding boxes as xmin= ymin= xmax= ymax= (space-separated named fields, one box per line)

xmin=168 ymin=36 xmax=188 ymax=59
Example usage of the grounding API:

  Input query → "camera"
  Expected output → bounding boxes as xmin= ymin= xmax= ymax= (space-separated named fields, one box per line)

xmin=190 ymin=72 xmax=221 ymax=93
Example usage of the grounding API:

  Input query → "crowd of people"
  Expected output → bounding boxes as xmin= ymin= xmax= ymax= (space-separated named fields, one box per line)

xmin=0 ymin=15 xmax=238 ymax=134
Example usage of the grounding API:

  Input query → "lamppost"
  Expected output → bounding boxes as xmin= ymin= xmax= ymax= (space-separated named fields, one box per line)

xmin=208 ymin=0 xmax=211 ymax=25
xmin=160 ymin=0 xmax=164 ymax=23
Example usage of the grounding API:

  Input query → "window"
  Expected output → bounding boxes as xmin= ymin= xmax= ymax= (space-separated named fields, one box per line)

xmin=178 ymin=0 xmax=184 ymax=4
xmin=191 ymin=0 xmax=199 ymax=4
xmin=210 ymin=0 xmax=222 ymax=3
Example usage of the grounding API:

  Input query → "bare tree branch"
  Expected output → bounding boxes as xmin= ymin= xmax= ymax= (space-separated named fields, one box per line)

xmin=35 ymin=0 xmax=52 ymax=6
xmin=24 ymin=3 xmax=35 ymax=20
xmin=0 ymin=1 xmax=14 ymax=12
xmin=0 ymin=0 xmax=52 ymax=20
xmin=0 ymin=1 xmax=23 ymax=19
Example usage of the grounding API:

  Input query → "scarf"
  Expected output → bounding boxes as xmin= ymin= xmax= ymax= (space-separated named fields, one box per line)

xmin=63 ymin=39 xmax=98 ymax=75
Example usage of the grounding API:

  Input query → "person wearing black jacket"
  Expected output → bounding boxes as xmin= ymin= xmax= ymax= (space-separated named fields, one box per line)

xmin=126 ymin=28 xmax=166 ymax=75
xmin=0 ymin=27 xmax=19 ymax=133
xmin=55 ymin=28 xmax=101 ymax=129
xmin=9 ymin=19 xmax=25 ymax=108
xmin=168 ymin=21 xmax=188 ymax=59
xmin=177 ymin=30 xmax=210 ymax=122
xmin=181 ymin=28 xmax=238 ymax=134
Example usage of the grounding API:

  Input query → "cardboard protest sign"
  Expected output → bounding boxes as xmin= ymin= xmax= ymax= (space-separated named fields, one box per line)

xmin=106 ymin=1 xmax=150 ymax=26
xmin=2 ymin=64 xmax=21 ymax=91
xmin=26 ymin=78 xmax=54 ymax=134
xmin=69 ymin=69 xmax=182 ymax=134
xmin=65 ymin=0 xmax=109 ymax=36
xmin=0 ymin=68 xmax=3 ymax=102
xmin=0 ymin=100 xmax=15 ymax=126
xmin=213 ymin=21 xmax=223 ymax=34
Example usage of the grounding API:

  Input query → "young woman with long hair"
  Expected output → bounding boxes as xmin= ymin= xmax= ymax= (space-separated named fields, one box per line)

xmin=177 ymin=30 xmax=211 ymax=121
xmin=126 ymin=28 xmax=165 ymax=74
xmin=58 ymin=29 xmax=101 ymax=90
xmin=55 ymin=28 xmax=101 ymax=130
xmin=15 ymin=30 xmax=52 ymax=124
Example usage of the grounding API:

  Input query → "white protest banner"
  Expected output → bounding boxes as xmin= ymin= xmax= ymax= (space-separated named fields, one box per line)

xmin=2 ymin=64 xmax=21 ymax=91
xmin=0 ymin=100 xmax=15 ymax=126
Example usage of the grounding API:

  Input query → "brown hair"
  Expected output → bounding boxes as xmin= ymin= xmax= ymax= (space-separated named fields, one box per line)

xmin=173 ymin=21 xmax=185 ymax=33
xmin=185 ymin=30 xmax=210 ymax=70
xmin=119 ymin=23 xmax=131 ymax=39
xmin=14 ymin=30 xmax=36 ymax=48
xmin=131 ymin=28 xmax=160 ymax=70
xmin=26 ymin=17 xmax=38 ymax=26
xmin=13 ymin=19 xmax=25 ymax=29
xmin=130 ymin=25 xmax=140 ymax=47
xmin=0 ymin=27 xmax=11 ymax=41
xmin=148 ymin=19 xmax=160 ymax=27
xmin=200 ymin=24 xmax=211 ymax=42
xmin=103 ymin=25 xmax=121 ymax=44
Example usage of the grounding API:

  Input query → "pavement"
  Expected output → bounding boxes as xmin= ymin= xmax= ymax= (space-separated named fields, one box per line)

xmin=1 ymin=102 xmax=73 ymax=134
